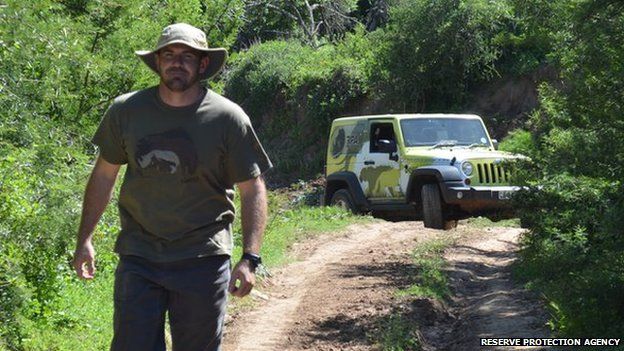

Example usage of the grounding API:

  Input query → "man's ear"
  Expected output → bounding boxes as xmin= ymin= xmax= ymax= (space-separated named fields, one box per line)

xmin=199 ymin=55 xmax=210 ymax=74
xmin=154 ymin=53 xmax=161 ymax=73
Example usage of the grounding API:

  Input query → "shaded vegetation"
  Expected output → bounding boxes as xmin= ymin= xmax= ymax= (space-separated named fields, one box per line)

xmin=507 ymin=0 xmax=624 ymax=338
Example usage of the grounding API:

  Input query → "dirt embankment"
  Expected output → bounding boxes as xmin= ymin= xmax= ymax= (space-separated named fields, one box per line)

xmin=223 ymin=221 xmax=550 ymax=351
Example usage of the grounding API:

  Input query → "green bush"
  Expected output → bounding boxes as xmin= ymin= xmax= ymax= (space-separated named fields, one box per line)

xmin=0 ymin=140 xmax=88 ymax=348
xmin=499 ymin=128 xmax=537 ymax=157
xmin=510 ymin=2 xmax=624 ymax=337
xmin=369 ymin=0 xmax=516 ymax=112
xmin=514 ymin=174 xmax=624 ymax=337
xmin=224 ymin=37 xmax=371 ymax=177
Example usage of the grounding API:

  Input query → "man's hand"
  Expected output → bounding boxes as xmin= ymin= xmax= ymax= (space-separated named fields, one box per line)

xmin=73 ymin=156 xmax=120 ymax=280
xmin=228 ymin=260 xmax=256 ymax=297
xmin=72 ymin=241 xmax=96 ymax=279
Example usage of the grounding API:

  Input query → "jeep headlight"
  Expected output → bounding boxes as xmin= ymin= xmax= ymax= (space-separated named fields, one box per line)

xmin=461 ymin=161 xmax=474 ymax=176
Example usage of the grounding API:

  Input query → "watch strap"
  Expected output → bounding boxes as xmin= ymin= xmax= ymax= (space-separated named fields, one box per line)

xmin=241 ymin=252 xmax=262 ymax=269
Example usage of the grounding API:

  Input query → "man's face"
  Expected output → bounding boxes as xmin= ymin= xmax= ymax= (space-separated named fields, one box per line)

xmin=156 ymin=44 xmax=209 ymax=92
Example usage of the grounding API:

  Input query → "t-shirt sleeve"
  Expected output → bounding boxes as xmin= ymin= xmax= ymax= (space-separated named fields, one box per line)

xmin=91 ymin=103 xmax=128 ymax=164
xmin=224 ymin=108 xmax=273 ymax=184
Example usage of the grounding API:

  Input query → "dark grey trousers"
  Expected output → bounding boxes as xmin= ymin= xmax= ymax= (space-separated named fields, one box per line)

xmin=111 ymin=255 xmax=230 ymax=351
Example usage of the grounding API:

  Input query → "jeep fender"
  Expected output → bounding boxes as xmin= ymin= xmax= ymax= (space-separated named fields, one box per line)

xmin=324 ymin=172 xmax=369 ymax=211
xmin=406 ymin=166 xmax=463 ymax=204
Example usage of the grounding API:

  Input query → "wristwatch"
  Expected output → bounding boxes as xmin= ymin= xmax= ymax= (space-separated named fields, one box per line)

xmin=241 ymin=252 xmax=262 ymax=271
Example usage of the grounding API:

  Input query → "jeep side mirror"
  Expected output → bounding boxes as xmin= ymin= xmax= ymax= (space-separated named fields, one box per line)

xmin=377 ymin=139 xmax=397 ymax=153
xmin=492 ymin=139 xmax=499 ymax=150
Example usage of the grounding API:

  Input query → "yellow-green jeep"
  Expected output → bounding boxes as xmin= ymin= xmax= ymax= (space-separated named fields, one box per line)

xmin=322 ymin=114 xmax=522 ymax=229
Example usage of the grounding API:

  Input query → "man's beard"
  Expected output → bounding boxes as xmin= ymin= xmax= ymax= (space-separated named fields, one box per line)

xmin=161 ymin=67 xmax=200 ymax=92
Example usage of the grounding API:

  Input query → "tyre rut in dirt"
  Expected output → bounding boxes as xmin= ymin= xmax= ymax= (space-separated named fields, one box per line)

xmin=421 ymin=183 xmax=453 ymax=230
xmin=330 ymin=189 xmax=357 ymax=213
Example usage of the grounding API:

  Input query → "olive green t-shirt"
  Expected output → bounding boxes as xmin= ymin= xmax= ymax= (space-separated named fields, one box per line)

xmin=92 ymin=87 xmax=272 ymax=262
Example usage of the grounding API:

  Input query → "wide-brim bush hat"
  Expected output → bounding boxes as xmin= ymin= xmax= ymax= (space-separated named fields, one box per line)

xmin=135 ymin=23 xmax=228 ymax=80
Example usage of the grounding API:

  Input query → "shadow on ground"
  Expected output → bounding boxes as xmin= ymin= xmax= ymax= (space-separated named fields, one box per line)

xmin=297 ymin=259 xmax=455 ymax=350
xmin=293 ymin=236 xmax=547 ymax=351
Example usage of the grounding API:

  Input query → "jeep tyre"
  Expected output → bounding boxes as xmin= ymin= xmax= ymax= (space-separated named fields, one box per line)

xmin=330 ymin=189 xmax=357 ymax=213
xmin=421 ymin=184 xmax=455 ymax=230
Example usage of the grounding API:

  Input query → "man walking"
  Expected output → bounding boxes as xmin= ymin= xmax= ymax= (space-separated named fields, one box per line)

xmin=72 ymin=23 xmax=272 ymax=350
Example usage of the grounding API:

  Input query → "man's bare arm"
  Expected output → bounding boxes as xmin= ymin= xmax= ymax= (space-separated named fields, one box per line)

xmin=72 ymin=155 xmax=121 ymax=279
xmin=239 ymin=175 xmax=268 ymax=255
xmin=228 ymin=176 xmax=268 ymax=297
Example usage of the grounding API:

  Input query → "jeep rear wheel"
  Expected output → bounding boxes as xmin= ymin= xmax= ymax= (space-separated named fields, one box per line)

xmin=330 ymin=189 xmax=357 ymax=213
xmin=421 ymin=184 xmax=455 ymax=230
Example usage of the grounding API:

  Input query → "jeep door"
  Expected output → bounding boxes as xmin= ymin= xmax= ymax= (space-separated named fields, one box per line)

xmin=359 ymin=120 xmax=403 ymax=201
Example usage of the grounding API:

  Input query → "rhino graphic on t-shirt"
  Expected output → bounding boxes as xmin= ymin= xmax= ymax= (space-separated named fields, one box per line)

xmin=135 ymin=129 xmax=198 ymax=177
xmin=138 ymin=150 xmax=180 ymax=174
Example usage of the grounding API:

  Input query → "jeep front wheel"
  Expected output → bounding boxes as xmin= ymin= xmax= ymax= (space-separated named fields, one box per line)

xmin=421 ymin=184 xmax=453 ymax=230
xmin=330 ymin=189 xmax=357 ymax=213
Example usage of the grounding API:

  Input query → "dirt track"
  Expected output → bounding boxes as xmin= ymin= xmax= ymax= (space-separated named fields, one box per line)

xmin=223 ymin=221 xmax=550 ymax=351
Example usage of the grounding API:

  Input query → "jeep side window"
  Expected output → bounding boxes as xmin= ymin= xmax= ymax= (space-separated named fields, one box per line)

xmin=370 ymin=123 xmax=395 ymax=153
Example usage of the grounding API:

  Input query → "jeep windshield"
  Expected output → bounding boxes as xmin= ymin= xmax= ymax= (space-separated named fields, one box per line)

xmin=400 ymin=118 xmax=491 ymax=147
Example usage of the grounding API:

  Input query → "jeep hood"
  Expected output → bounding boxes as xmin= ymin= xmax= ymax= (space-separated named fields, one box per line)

xmin=402 ymin=147 xmax=521 ymax=161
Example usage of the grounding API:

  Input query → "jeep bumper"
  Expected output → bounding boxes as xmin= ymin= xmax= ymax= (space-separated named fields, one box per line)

xmin=439 ymin=184 xmax=520 ymax=215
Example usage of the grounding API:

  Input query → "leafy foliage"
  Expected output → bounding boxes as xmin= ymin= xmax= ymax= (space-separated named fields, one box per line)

xmin=374 ymin=314 xmax=421 ymax=351
xmin=224 ymin=37 xmax=370 ymax=177
xmin=514 ymin=177 xmax=624 ymax=336
xmin=499 ymin=128 xmax=538 ymax=157
xmin=370 ymin=0 xmax=515 ymax=112
xmin=0 ymin=0 xmax=251 ymax=347
xmin=510 ymin=0 xmax=624 ymax=337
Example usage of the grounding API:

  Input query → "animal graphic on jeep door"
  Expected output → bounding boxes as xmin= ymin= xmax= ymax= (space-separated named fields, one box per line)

xmin=135 ymin=129 xmax=198 ymax=177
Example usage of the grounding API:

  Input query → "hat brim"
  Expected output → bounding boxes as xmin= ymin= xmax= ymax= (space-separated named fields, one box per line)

xmin=135 ymin=43 xmax=228 ymax=81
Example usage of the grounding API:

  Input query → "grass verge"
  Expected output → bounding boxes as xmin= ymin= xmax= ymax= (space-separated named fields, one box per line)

xmin=375 ymin=314 xmax=421 ymax=351
xmin=395 ymin=237 xmax=454 ymax=300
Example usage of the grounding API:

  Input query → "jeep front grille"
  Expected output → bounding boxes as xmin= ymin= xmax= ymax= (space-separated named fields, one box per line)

xmin=476 ymin=163 xmax=510 ymax=184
